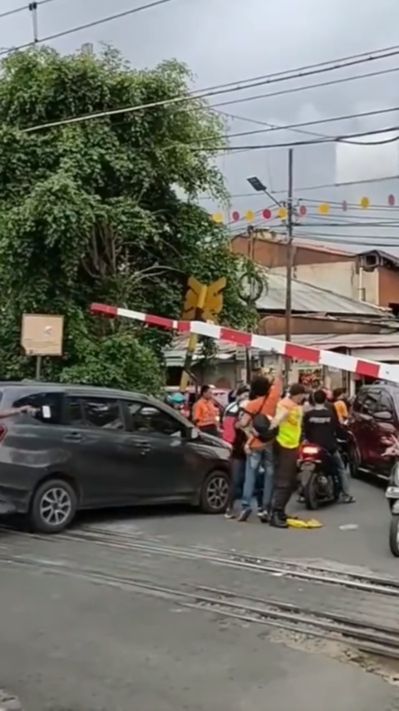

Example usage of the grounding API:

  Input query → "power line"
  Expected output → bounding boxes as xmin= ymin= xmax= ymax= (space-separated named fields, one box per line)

xmin=0 ymin=0 xmax=178 ymax=57
xmin=222 ymin=105 xmax=399 ymax=142
xmin=210 ymin=66 xmax=399 ymax=112
xmin=216 ymin=109 xmax=330 ymax=140
xmin=193 ymin=124 xmax=399 ymax=152
xmin=0 ymin=0 xmax=57 ymax=20
xmin=294 ymin=220 xmax=399 ymax=227
xmin=270 ymin=175 xmax=399 ymax=194
xmin=276 ymin=232 xmax=399 ymax=248
xmin=294 ymin=230 xmax=399 ymax=241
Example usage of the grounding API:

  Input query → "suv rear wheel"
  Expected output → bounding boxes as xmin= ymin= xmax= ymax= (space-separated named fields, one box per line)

xmin=200 ymin=470 xmax=229 ymax=514
xmin=30 ymin=479 xmax=77 ymax=533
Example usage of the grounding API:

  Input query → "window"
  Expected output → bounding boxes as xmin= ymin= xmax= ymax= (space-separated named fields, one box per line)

xmin=13 ymin=391 xmax=63 ymax=425
xmin=81 ymin=397 xmax=124 ymax=430
xmin=130 ymin=404 xmax=183 ymax=437
xmin=360 ymin=390 xmax=381 ymax=415
xmin=377 ymin=391 xmax=395 ymax=416
xmin=65 ymin=397 xmax=85 ymax=427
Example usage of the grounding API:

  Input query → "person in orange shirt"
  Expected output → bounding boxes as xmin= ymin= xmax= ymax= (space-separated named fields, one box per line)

xmin=192 ymin=385 xmax=219 ymax=437
xmin=333 ymin=388 xmax=349 ymax=423
xmin=237 ymin=371 xmax=283 ymax=522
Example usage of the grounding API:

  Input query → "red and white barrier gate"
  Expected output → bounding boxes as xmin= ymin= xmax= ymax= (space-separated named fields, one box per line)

xmin=90 ymin=302 xmax=399 ymax=384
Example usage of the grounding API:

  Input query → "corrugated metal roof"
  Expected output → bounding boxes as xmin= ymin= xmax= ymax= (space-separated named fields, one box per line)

xmin=256 ymin=271 xmax=387 ymax=317
xmin=284 ymin=332 xmax=399 ymax=350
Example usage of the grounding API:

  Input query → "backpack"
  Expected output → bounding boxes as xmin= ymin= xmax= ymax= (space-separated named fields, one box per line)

xmin=252 ymin=396 xmax=276 ymax=443
xmin=222 ymin=402 xmax=239 ymax=444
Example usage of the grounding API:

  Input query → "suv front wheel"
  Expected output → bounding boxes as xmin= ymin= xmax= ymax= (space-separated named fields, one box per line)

xmin=30 ymin=479 xmax=77 ymax=533
xmin=200 ymin=470 xmax=229 ymax=513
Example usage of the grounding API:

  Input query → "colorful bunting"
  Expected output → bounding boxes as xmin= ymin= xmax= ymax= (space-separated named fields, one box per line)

xmin=210 ymin=194 xmax=398 ymax=225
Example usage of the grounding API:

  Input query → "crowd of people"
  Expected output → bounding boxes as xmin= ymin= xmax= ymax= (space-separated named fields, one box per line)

xmin=191 ymin=369 xmax=355 ymax=528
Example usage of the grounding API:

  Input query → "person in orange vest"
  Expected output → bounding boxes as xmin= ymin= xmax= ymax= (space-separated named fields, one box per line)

xmin=192 ymin=385 xmax=220 ymax=437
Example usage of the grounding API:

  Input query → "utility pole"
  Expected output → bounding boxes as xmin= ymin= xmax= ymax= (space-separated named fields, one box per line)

xmin=284 ymin=148 xmax=294 ymax=386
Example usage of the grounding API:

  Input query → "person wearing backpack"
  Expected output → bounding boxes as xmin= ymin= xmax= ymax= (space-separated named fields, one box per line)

xmin=237 ymin=370 xmax=283 ymax=522
xmin=223 ymin=385 xmax=250 ymax=519
xmin=222 ymin=384 xmax=249 ymax=445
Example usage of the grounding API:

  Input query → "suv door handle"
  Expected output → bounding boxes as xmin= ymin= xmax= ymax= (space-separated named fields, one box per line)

xmin=64 ymin=432 xmax=83 ymax=442
xmin=135 ymin=440 xmax=151 ymax=455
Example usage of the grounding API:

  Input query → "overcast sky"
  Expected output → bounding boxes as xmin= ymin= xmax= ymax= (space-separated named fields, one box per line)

xmin=2 ymin=0 xmax=399 ymax=253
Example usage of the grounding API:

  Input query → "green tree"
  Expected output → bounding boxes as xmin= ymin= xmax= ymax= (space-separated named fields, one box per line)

xmin=0 ymin=46 xmax=258 ymax=393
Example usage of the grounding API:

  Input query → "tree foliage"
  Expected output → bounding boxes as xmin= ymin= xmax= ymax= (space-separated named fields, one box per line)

xmin=0 ymin=46 xmax=257 ymax=392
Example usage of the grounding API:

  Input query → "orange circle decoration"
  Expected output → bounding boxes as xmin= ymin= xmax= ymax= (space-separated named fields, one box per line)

xmin=262 ymin=208 xmax=272 ymax=220
xmin=278 ymin=206 xmax=288 ymax=220
xmin=212 ymin=212 xmax=224 ymax=223
xmin=232 ymin=210 xmax=240 ymax=222
xmin=319 ymin=203 xmax=330 ymax=215
xmin=360 ymin=196 xmax=370 ymax=209
xmin=388 ymin=194 xmax=396 ymax=206
xmin=245 ymin=209 xmax=256 ymax=221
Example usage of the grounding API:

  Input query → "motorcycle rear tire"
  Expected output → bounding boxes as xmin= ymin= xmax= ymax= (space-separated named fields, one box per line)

xmin=304 ymin=472 xmax=320 ymax=510
xmin=389 ymin=514 xmax=399 ymax=557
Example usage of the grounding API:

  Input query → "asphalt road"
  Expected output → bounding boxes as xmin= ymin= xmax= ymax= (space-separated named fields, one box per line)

xmin=1 ymin=476 xmax=399 ymax=711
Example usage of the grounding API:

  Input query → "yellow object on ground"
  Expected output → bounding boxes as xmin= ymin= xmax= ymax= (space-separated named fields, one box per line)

xmin=286 ymin=517 xmax=323 ymax=529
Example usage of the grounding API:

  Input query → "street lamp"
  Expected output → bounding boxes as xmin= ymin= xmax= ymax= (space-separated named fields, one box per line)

xmin=246 ymin=160 xmax=295 ymax=387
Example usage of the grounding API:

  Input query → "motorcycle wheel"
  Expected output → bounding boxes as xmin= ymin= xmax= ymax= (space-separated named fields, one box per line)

xmin=389 ymin=514 xmax=399 ymax=557
xmin=303 ymin=472 xmax=320 ymax=510
xmin=348 ymin=444 xmax=360 ymax=479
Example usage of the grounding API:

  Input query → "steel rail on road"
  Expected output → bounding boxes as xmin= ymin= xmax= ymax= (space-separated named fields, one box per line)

xmin=0 ymin=549 xmax=398 ymax=660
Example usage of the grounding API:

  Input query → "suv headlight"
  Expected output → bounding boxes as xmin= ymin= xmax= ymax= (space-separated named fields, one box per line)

xmin=393 ymin=462 xmax=399 ymax=486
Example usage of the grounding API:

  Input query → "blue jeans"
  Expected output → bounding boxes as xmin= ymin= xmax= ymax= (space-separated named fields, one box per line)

xmin=242 ymin=447 xmax=274 ymax=511
xmin=227 ymin=458 xmax=246 ymax=509
xmin=331 ymin=449 xmax=351 ymax=496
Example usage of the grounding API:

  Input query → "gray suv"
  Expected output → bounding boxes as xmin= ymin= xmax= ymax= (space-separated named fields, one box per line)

xmin=0 ymin=383 xmax=231 ymax=533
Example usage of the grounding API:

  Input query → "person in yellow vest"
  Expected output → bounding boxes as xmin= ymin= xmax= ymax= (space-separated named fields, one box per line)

xmin=270 ymin=383 xmax=307 ymax=528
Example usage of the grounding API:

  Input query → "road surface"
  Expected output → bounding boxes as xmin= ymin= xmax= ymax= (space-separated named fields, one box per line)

xmin=1 ymin=477 xmax=398 ymax=710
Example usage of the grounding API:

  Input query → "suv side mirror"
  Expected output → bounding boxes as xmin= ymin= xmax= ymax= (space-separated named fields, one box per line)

xmin=374 ymin=410 xmax=393 ymax=422
xmin=187 ymin=426 xmax=199 ymax=441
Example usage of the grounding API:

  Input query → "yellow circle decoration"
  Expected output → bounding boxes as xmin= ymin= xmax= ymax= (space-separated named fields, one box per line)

xmin=319 ymin=203 xmax=330 ymax=215
xmin=245 ymin=209 xmax=256 ymax=221
xmin=212 ymin=212 xmax=224 ymax=223
xmin=278 ymin=206 xmax=288 ymax=220
xmin=360 ymin=196 xmax=370 ymax=209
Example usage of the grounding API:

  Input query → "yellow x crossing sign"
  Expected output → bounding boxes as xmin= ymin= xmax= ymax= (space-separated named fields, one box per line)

xmin=182 ymin=276 xmax=226 ymax=321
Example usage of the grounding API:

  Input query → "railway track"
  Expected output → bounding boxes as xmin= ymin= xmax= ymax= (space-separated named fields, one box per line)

xmin=1 ymin=547 xmax=399 ymax=660
xmin=2 ymin=523 xmax=399 ymax=659
xmin=26 ymin=524 xmax=399 ymax=597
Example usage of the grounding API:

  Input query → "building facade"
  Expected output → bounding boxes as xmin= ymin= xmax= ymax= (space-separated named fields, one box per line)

xmin=231 ymin=231 xmax=399 ymax=307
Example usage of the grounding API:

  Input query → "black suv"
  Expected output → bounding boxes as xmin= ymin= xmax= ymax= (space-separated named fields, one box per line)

xmin=349 ymin=383 xmax=399 ymax=478
xmin=0 ymin=383 xmax=231 ymax=533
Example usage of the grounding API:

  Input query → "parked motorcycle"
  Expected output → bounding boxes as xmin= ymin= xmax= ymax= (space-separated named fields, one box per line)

xmin=384 ymin=438 xmax=399 ymax=557
xmin=298 ymin=442 xmax=342 ymax=510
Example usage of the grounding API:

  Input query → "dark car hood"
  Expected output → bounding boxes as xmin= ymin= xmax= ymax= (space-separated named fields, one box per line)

xmin=197 ymin=431 xmax=231 ymax=451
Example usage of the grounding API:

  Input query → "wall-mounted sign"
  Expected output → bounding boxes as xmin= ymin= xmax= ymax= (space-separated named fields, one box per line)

xmin=21 ymin=314 xmax=64 ymax=356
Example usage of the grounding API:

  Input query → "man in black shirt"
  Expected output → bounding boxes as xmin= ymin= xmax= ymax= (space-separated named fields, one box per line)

xmin=303 ymin=389 xmax=355 ymax=503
